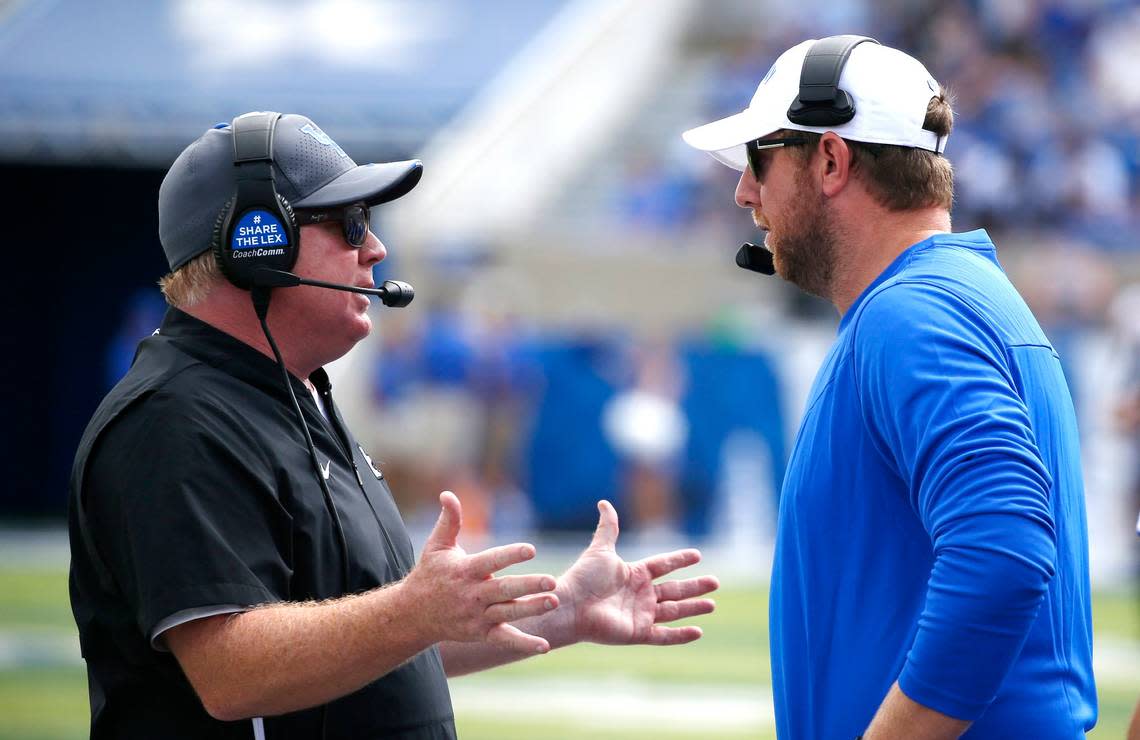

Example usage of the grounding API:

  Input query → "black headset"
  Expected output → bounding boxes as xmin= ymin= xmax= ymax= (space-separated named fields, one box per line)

xmin=737 ymin=34 xmax=882 ymax=276
xmin=209 ymin=112 xmax=412 ymax=738
xmin=786 ymin=34 xmax=879 ymax=127
xmin=207 ymin=111 xmax=363 ymax=597
xmin=211 ymin=111 xmax=300 ymax=290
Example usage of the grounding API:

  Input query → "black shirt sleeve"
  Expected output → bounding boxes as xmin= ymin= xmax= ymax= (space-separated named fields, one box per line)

xmin=85 ymin=388 xmax=295 ymax=640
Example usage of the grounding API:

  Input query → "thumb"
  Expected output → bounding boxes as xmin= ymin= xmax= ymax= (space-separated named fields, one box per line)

xmin=589 ymin=500 xmax=619 ymax=551
xmin=424 ymin=491 xmax=462 ymax=551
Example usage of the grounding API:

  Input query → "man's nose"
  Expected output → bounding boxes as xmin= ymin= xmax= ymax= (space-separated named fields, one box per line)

xmin=360 ymin=230 xmax=387 ymax=265
xmin=735 ymin=171 xmax=760 ymax=209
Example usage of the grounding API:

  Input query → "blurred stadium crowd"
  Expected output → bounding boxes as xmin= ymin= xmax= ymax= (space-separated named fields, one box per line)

xmin=308 ymin=1 xmax=1140 ymax=578
xmin=8 ymin=0 xmax=1136 ymax=579
xmin=621 ymin=0 xmax=1140 ymax=248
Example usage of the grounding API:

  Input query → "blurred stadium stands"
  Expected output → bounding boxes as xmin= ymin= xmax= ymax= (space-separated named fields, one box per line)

xmin=0 ymin=0 xmax=571 ymax=163
xmin=2 ymin=0 xmax=1137 ymax=588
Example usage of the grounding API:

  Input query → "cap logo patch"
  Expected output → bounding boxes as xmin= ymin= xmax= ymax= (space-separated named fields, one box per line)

xmin=300 ymin=123 xmax=347 ymax=158
xmin=230 ymin=209 xmax=289 ymax=258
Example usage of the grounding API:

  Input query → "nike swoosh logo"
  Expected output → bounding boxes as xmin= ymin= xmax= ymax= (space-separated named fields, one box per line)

xmin=319 ymin=460 xmax=331 ymax=480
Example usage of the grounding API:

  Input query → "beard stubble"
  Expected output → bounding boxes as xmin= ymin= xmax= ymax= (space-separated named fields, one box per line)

xmin=756 ymin=166 xmax=838 ymax=300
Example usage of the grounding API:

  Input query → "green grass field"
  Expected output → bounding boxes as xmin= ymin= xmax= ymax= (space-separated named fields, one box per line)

xmin=1 ymin=565 xmax=1136 ymax=739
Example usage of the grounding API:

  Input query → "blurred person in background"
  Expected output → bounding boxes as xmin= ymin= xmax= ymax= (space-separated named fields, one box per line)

xmin=68 ymin=112 xmax=718 ymax=739
xmin=602 ymin=340 xmax=689 ymax=537
xmin=684 ymin=35 xmax=1094 ymax=738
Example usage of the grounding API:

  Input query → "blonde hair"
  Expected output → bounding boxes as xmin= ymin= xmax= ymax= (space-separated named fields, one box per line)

xmin=158 ymin=251 xmax=223 ymax=308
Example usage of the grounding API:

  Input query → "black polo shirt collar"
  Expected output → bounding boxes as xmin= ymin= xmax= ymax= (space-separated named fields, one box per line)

xmin=159 ymin=306 xmax=332 ymax=410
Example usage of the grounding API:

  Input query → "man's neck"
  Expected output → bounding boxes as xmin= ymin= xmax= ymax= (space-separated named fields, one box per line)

xmin=181 ymin=289 xmax=317 ymax=382
xmin=829 ymin=206 xmax=951 ymax=317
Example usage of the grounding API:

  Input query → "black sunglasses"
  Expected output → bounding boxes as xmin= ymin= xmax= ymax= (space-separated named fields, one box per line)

xmin=294 ymin=202 xmax=371 ymax=247
xmin=745 ymin=136 xmax=811 ymax=181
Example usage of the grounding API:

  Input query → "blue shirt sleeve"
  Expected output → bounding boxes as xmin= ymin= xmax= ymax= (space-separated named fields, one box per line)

xmin=851 ymin=280 xmax=1057 ymax=720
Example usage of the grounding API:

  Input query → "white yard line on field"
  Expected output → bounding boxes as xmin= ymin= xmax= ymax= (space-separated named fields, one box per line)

xmin=1 ymin=628 xmax=1137 ymax=692
xmin=1094 ymin=636 xmax=1140 ymax=686
xmin=449 ymin=676 xmax=774 ymax=731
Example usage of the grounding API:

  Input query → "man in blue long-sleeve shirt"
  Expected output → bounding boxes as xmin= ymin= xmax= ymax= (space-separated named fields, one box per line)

xmin=682 ymin=36 xmax=1096 ymax=738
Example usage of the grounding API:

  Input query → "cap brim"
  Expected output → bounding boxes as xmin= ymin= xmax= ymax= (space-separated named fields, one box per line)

xmin=682 ymin=110 xmax=781 ymax=171
xmin=293 ymin=159 xmax=423 ymax=209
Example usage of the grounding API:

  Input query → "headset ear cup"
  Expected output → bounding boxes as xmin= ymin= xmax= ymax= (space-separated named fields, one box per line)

xmin=211 ymin=196 xmax=241 ymax=286
xmin=277 ymin=193 xmax=295 ymax=227
xmin=276 ymin=193 xmax=299 ymax=272
xmin=217 ymin=111 xmax=297 ymax=291
xmin=210 ymin=197 xmax=232 ymax=256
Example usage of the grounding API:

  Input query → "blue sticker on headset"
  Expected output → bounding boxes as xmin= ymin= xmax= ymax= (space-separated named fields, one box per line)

xmin=231 ymin=210 xmax=289 ymax=256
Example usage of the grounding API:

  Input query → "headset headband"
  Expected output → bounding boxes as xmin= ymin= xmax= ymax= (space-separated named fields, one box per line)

xmin=232 ymin=111 xmax=277 ymax=164
xmin=212 ymin=111 xmax=300 ymax=290
xmin=231 ymin=111 xmax=281 ymax=208
xmin=787 ymin=35 xmax=879 ymax=127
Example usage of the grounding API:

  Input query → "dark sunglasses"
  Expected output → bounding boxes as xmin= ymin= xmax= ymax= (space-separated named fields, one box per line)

xmin=745 ymin=136 xmax=811 ymax=181
xmin=295 ymin=203 xmax=371 ymax=247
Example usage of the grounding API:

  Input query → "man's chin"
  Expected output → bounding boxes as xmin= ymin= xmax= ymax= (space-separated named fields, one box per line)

xmin=765 ymin=236 xmax=794 ymax=283
xmin=338 ymin=310 xmax=372 ymax=348
xmin=353 ymin=312 xmax=373 ymax=339
xmin=771 ymin=255 xmax=788 ymax=282
xmin=763 ymin=233 xmax=781 ymax=269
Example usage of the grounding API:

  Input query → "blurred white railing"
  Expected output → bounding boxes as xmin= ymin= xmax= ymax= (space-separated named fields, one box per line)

xmin=386 ymin=0 xmax=696 ymax=252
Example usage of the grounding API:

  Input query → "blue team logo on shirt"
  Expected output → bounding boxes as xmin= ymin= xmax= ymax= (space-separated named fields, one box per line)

xmin=230 ymin=210 xmax=289 ymax=255
xmin=300 ymin=123 xmax=347 ymax=158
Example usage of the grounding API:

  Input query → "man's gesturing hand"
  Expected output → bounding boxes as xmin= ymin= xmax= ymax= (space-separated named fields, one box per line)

xmin=404 ymin=492 xmax=557 ymax=654
xmin=554 ymin=500 xmax=719 ymax=647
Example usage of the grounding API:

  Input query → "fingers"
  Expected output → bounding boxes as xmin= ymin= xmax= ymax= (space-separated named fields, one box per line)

xmin=588 ymin=499 xmax=620 ymax=551
xmin=466 ymin=542 xmax=537 ymax=576
xmin=654 ymin=575 xmax=720 ymax=602
xmin=485 ymin=622 xmax=550 ymax=654
xmin=641 ymin=548 xmax=702 ymax=579
xmin=423 ymin=491 xmax=463 ymax=551
xmin=654 ymin=598 xmax=715 ymax=624
xmin=481 ymin=574 xmax=557 ymax=603
xmin=646 ymin=625 xmax=704 ymax=646
xmin=483 ymin=593 xmax=559 ymax=623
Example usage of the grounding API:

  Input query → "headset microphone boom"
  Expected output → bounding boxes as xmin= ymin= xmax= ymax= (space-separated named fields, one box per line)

xmin=253 ymin=267 xmax=414 ymax=308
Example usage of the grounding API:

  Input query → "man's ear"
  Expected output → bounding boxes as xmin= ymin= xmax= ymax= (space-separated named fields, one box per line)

xmin=817 ymin=132 xmax=852 ymax=198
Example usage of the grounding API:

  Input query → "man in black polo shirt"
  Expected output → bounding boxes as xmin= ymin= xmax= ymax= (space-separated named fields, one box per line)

xmin=69 ymin=113 xmax=719 ymax=739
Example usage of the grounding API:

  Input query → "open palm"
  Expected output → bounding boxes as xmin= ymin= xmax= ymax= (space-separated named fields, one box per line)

xmin=557 ymin=501 xmax=719 ymax=646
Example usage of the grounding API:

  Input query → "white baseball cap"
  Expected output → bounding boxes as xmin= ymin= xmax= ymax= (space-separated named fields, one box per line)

xmin=682 ymin=37 xmax=946 ymax=171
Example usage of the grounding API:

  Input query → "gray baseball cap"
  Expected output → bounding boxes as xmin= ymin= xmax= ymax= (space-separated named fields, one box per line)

xmin=158 ymin=112 xmax=423 ymax=271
